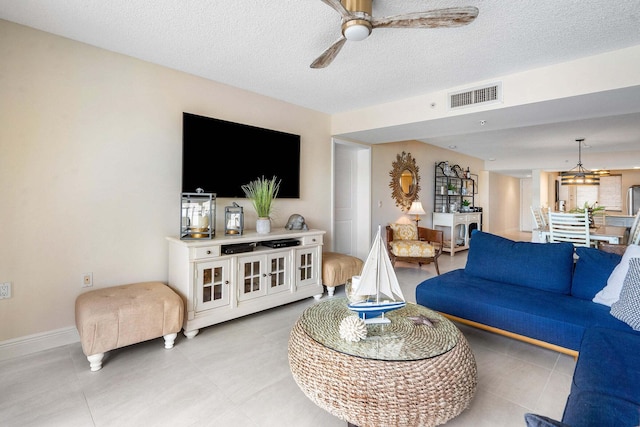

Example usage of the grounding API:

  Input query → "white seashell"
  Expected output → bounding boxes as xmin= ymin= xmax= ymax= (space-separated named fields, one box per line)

xmin=339 ymin=316 xmax=367 ymax=342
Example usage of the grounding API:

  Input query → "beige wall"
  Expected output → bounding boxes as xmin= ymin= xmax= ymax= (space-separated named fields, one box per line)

xmin=371 ymin=141 xmax=485 ymax=232
xmin=0 ymin=20 xmax=332 ymax=342
xmin=483 ymin=172 xmax=522 ymax=235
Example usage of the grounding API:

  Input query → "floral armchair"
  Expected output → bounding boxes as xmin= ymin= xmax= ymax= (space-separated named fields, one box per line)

xmin=386 ymin=223 xmax=443 ymax=275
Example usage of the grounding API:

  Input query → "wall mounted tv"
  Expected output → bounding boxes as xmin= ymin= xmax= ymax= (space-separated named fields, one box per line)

xmin=182 ymin=112 xmax=301 ymax=198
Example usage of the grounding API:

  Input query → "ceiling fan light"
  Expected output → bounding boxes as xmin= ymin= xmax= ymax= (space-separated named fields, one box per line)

xmin=342 ymin=20 xmax=371 ymax=41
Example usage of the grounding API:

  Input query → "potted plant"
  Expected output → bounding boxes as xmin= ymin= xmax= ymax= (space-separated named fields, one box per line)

xmin=241 ymin=175 xmax=281 ymax=234
xmin=572 ymin=201 xmax=605 ymax=228
xmin=461 ymin=200 xmax=471 ymax=211
xmin=447 ymin=183 xmax=457 ymax=195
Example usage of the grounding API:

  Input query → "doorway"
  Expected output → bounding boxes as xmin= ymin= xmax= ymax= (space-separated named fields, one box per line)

xmin=332 ymin=140 xmax=371 ymax=261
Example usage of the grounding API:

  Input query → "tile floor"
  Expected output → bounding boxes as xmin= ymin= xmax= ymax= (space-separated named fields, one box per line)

xmin=0 ymin=230 xmax=576 ymax=427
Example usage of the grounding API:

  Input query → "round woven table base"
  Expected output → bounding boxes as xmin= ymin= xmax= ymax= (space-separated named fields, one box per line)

xmin=288 ymin=320 xmax=478 ymax=427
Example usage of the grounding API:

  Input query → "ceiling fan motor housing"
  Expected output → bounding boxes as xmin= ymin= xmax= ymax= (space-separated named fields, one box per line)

xmin=342 ymin=0 xmax=372 ymax=15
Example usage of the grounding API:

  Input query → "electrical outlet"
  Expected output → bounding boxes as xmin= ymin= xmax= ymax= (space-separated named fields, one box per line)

xmin=0 ymin=282 xmax=11 ymax=299
xmin=82 ymin=273 xmax=93 ymax=287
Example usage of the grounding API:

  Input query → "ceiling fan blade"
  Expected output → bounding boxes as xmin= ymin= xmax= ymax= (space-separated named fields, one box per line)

xmin=372 ymin=6 xmax=479 ymax=29
xmin=319 ymin=0 xmax=352 ymax=19
xmin=310 ymin=36 xmax=347 ymax=69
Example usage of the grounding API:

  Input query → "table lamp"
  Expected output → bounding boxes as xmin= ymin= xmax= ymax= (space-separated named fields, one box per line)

xmin=407 ymin=201 xmax=426 ymax=226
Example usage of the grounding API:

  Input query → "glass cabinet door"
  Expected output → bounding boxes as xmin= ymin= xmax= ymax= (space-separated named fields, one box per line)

xmin=266 ymin=253 xmax=290 ymax=295
xmin=238 ymin=254 xmax=268 ymax=301
xmin=195 ymin=260 xmax=230 ymax=311
xmin=295 ymin=247 xmax=319 ymax=288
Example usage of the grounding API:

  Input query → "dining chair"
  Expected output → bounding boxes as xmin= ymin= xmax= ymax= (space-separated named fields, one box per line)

xmin=547 ymin=209 xmax=591 ymax=248
xmin=531 ymin=206 xmax=546 ymax=229
xmin=539 ymin=207 xmax=549 ymax=227
xmin=631 ymin=211 xmax=640 ymax=245
xmin=530 ymin=206 xmax=549 ymax=243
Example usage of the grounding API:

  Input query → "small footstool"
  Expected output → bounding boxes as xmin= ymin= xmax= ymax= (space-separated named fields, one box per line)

xmin=322 ymin=252 xmax=364 ymax=297
xmin=75 ymin=281 xmax=184 ymax=371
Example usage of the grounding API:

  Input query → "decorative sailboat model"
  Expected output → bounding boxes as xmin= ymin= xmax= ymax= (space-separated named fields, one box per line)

xmin=348 ymin=225 xmax=406 ymax=324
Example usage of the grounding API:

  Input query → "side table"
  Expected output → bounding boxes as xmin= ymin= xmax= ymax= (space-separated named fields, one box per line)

xmin=288 ymin=298 xmax=477 ymax=427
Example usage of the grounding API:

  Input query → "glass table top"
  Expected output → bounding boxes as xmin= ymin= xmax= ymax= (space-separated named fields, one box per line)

xmin=298 ymin=298 xmax=460 ymax=361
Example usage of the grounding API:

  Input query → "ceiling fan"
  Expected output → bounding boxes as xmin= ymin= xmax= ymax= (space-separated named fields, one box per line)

xmin=312 ymin=0 xmax=479 ymax=68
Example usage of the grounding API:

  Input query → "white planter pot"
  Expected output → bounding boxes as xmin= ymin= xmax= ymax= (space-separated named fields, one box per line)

xmin=256 ymin=217 xmax=271 ymax=234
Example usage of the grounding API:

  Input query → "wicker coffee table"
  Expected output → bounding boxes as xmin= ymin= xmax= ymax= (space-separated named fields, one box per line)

xmin=288 ymin=298 xmax=477 ymax=427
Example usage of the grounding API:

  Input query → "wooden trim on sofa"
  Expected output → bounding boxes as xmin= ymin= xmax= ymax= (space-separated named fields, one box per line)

xmin=440 ymin=313 xmax=579 ymax=360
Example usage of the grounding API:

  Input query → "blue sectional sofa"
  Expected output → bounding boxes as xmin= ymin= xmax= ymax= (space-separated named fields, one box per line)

xmin=415 ymin=231 xmax=640 ymax=426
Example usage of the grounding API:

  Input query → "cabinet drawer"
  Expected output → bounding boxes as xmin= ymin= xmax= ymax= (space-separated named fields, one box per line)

xmin=193 ymin=246 xmax=221 ymax=259
xmin=467 ymin=214 xmax=481 ymax=222
xmin=454 ymin=215 xmax=468 ymax=223
xmin=300 ymin=235 xmax=322 ymax=245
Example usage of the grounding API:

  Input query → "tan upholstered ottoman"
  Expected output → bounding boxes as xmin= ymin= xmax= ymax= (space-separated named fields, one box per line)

xmin=75 ymin=281 xmax=184 ymax=371
xmin=322 ymin=252 xmax=364 ymax=297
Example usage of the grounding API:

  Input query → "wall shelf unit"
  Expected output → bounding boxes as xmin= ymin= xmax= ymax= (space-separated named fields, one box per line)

xmin=433 ymin=161 xmax=481 ymax=256
xmin=434 ymin=161 xmax=477 ymax=213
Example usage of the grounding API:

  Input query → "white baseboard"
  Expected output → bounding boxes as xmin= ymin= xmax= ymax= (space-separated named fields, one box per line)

xmin=0 ymin=327 xmax=80 ymax=362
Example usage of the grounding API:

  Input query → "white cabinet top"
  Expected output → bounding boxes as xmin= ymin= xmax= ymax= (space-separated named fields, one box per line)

xmin=166 ymin=228 xmax=325 ymax=247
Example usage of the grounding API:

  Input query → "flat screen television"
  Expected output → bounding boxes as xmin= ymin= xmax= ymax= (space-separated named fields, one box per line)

xmin=182 ymin=112 xmax=301 ymax=198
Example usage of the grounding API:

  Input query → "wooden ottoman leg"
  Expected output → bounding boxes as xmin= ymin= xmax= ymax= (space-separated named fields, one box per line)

xmin=163 ymin=333 xmax=177 ymax=349
xmin=87 ymin=353 xmax=104 ymax=372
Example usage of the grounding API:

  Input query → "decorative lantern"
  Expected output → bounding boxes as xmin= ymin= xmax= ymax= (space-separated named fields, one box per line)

xmin=224 ymin=202 xmax=244 ymax=236
xmin=181 ymin=189 xmax=215 ymax=240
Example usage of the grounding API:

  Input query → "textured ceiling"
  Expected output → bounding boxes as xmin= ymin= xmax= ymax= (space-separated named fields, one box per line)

xmin=2 ymin=0 xmax=640 ymax=176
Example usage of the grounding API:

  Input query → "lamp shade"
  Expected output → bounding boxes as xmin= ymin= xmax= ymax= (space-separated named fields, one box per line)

xmin=407 ymin=201 xmax=426 ymax=216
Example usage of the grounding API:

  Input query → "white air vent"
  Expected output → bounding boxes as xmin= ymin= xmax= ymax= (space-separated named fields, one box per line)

xmin=449 ymin=82 xmax=502 ymax=109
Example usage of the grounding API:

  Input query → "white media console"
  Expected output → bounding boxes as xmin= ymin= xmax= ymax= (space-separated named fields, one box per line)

xmin=167 ymin=228 xmax=325 ymax=338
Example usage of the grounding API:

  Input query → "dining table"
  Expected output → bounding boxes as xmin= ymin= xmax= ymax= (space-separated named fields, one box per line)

xmin=539 ymin=224 xmax=628 ymax=245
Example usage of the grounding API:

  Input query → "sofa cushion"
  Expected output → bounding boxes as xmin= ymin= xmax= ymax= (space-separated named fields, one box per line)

xmin=524 ymin=413 xmax=569 ymax=427
xmin=593 ymin=244 xmax=640 ymax=306
xmin=610 ymin=258 xmax=640 ymax=331
xmin=571 ymin=247 xmax=622 ymax=300
xmin=390 ymin=223 xmax=417 ymax=240
xmin=572 ymin=327 xmax=640 ymax=405
xmin=465 ymin=231 xmax=575 ymax=294
xmin=415 ymin=269 xmax=635 ymax=351
xmin=562 ymin=390 xmax=640 ymax=427
xmin=389 ymin=240 xmax=434 ymax=257
xmin=562 ymin=327 xmax=640 ymax=426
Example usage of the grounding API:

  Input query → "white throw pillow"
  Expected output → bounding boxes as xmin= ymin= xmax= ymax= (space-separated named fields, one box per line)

xmin=593 ymin=245 xmax=640 ymax=306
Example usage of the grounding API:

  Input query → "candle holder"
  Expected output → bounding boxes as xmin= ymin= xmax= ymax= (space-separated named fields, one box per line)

xmin=224 ymin=202 xmax=244 ymax=236
xmin=180 ymin=189 xmax=215 ymax=239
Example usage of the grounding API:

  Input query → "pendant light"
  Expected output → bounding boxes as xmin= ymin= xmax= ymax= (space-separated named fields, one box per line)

xmin=560 ymin=139 xmax=600 ymax=186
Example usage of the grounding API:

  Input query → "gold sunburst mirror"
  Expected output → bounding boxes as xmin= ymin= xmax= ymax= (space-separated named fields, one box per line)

xmin=389 ymin=151 xmax=421 ymax=211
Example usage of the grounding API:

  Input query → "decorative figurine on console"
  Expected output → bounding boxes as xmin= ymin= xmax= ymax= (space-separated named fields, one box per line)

xmin=285 ymin=214 xmax=309 ymax=231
